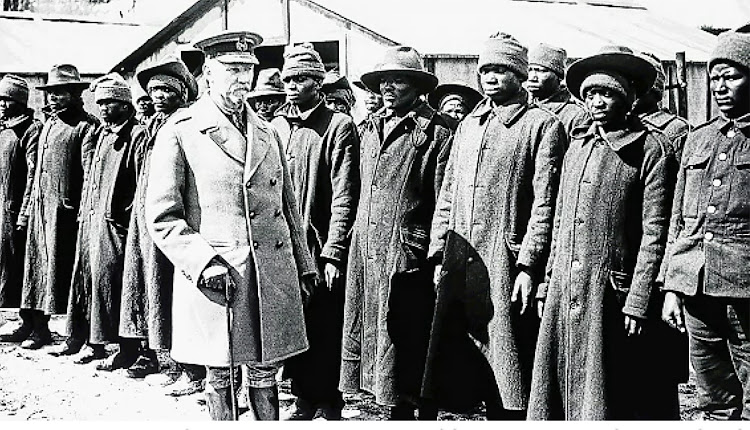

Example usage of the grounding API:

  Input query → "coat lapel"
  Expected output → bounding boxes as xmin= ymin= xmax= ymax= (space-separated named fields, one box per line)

xmin=244 ymin=106 xmax=270 ymax=182
xmin=193 ymin=97 xmax=246 ymax=165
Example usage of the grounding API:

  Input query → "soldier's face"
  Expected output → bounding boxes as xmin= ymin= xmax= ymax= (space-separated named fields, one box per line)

xmin=148 ymin=85 xmax=181 ymax=114
xmin=251 ymin=95 xmax=284 ymax=121
xmin=584 ymin=87 xmax=628 ymax=127
xmin=526 ymin=65 xmax=560 ymax=98
xmin=480 ymin=65 xmax=522 ymax=103
xmin=47 ymin=87 xmax=76 ymax=111
xmin=440 ymin=98 xmax=469 ymax=121
xmin=97 ymin=99 xmax=131 ymax=125
xmin=379 ymin=74 xmax=419 ymax=113
xmin=206 ymin=59 xmax=255 ymax=110
xmin=324 ymin=94 xmax=351 ymax=115
xmin=710 ymin=62 xmax=750 ymax=119
xmin=0 ymin=98 xmax=23 ymax=119
xmin=364 ymin=91 xmax=383 ymax=114
xmin=283 ymin=75 xmax=320 ymax=108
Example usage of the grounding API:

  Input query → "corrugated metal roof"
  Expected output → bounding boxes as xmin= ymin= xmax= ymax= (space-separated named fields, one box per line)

xmin=312 ymin=0 xmax=716 ymax=61
xmin=0 ymin=12 xmax=159 ymax=74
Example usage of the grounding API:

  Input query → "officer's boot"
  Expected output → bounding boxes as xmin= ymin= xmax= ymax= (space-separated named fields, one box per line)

xmin=204 ymin=386 xmax=234 ymax=420
xmin=249 ymin=385 xmax=280 ymax=421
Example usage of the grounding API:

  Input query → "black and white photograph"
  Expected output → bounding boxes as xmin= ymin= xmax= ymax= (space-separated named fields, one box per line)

xmin=0 ymin=0 xmax=748 ymax=422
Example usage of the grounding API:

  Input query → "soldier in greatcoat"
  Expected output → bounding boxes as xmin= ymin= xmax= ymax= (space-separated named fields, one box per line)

xmin=23 ymin=64 xmax=99 ymax=352
xmin=528 ymin=46 xmax=674 ymax=420
xmin=426 ymin=33 xmax=566 ymax=419
xmin=65 ymin=73 xmax=148 ymax=369
xmin=526 ymin=43 xmax=589 ymax=139
xmin=271 ymin=43 xmax=360 ymax=420
xmin=145 ymin=30 xmax=318 ymax=421
xmin=340 ymin=46 xmax=453 ymax=420
xmin=119 ymin=55 xmax=204 ymax=389
xmin=662 ymin=27 xmax=750 ymax=421
xmin=247 ymin=68 xmax=285 ymax=122
xmin=427 ymin=82 xmax=483 ymax=123
xmin=0 ymin=75 xmax=42 ymax=343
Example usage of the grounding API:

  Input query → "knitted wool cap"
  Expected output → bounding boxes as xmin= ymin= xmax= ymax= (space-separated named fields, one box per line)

xmin=0 ymin=74 xmax=29 ymax=105
xmin=90 ymin=73 xmax=132 ymax=104
xmin=709 ymin=25 xmax=750 ymax=71
xmin=580 ymin=71 xmax=632 ymax=102
xmin=281 ymin=43 xmax=326 ymax=81
xmin=478 ymin=32 xmax=528 ymax=79
xmin=641 ymin=52 xmax=666 ymax=94
xmin=528 ymin=43 xmax=567 ymax=77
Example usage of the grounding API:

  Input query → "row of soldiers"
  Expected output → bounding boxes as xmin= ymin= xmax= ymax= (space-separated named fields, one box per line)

xmin=0 ymin=25 xmax=748 ymax=422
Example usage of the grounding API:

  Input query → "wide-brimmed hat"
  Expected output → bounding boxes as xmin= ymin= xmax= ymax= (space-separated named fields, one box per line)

xmin=37 ymin=64 xmax=89 ymax=91
xmin=322 ymin=71 xmax=353 ymax=92
xmin=136 ymin=55 xmax=199 ymax=102
xmin=566 ymin=45 xmax=656 ymax=101
xmin=428 ymin=83 xmax=483 ymax=112
xmin=247 ymin=68 xmax=285 ymax=99
xmin=360 ymin=46 xmax=438 ymax=94
xmin=352 ymin=79 xmax=369 ymax=92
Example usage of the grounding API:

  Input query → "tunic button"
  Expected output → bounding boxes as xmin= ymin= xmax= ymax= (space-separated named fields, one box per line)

xmin=270 ymin=178 xmax=277 ymax=186
xmin=275 ymin=240 xmax=283 ymax=248
xmin=467 ymin=256 xmax=474 ymax=263
xmin=253 ymin=241 xmax=259 ymax=249
xmin=727 ymin=129 xmax=736 ymax=138
xmin=249 ymin=211 xmax=256 ymax=219
xmin=246 ymin=182 xmax=252 ymax=188
xmin=713 ymin=178 xmax=722 ymax=187
xmin=571 ymin=260 xmax=581 ymax=270
xmin=704 ymin=232 xmax=714 ymax=241
xmin=719 ymin=152 xmax=728 ymax=161
xmin=707 ymin=205 xmax=717 ymax=214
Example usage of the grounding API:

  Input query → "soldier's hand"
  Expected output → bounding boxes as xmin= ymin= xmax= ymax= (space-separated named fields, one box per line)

xmin=624 ymin=315 xmax=643 ymax=336
xmin=198 ymin=259 xmax=234 ymax=305
xmin=433 ymin=264 xmax=443 ymax=288
xmin=324 ymin=262 xmax=342 ymax=291
xmin=662 ymin=291 xmax=685 ymax=333
xmin=537 ymin=299 xmax=545 ymax=319
xmin=300 ymin=274 xmax=317 ymax=305
xmin=511 ymin=270 xmax=534 ymax=314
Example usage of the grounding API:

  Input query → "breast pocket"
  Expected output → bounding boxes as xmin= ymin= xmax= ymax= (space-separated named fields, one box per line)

xmin=682 ymin=152 xmax=710 ymax=218
xmin=728 ymin=151 xmax=750 ymax=217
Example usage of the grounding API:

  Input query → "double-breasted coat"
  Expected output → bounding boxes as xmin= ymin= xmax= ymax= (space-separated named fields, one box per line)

xmin=272 ymin=101 xmax=360 ymax=403
xmin=0 ymin=110 xmax=41 ymax=307
xmin=21 ymin=104 xmax=98 ymax=314
xmin=426 ymin=93 xmax=566 ymax=412
xmin=528 ymin=122 xmax=673 ymax=420
xmin=67 ymin=116 xmax=146 ymax=344
xmin=145 ymin=95 xmax=317 ymax=367
xmin=531 ymin=87 xmax=590 ymax=139
xmin=119 ymin=112 xmax=178 ymax=349
xmin=340 ymin=100 xmax=453 ymax=406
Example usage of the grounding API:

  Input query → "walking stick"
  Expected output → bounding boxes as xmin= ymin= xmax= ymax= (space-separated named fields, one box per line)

xmin=224 ymin=270 xmax=239 ymax=421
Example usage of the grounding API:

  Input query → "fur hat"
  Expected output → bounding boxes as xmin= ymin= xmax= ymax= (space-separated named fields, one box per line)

xmin=709 ymin=24 xmax=750 ymax=71
xmin=528 ymin=43 xmax=567 ymax=77
xmin=360 ymin=46 xmax=438 ymax=94
xmin=281 ymin=43 xmax=326 ymax=81
xmin=477 ymin=32 xmax=528 ymax=79
xmin=0 ymin=74 xmax=29 ymax=105
xmin=90 ymin=73 xmax=132 ymax=104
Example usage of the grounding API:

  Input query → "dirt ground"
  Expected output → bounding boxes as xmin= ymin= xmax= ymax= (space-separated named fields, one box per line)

xmin=0 ymin=310 xmax=700 ymax=421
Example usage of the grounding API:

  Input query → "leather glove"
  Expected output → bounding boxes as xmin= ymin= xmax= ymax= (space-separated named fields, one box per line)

xmin=198 ymin=258 xmax=234 ymax=306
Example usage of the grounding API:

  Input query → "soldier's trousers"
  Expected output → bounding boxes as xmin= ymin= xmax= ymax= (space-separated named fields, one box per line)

xmin=684 ymin=294 xmax=750 ymax=420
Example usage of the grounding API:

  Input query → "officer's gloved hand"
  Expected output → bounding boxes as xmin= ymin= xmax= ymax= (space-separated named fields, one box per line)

xmin=198 ymin=257 xmax=234 ymax=306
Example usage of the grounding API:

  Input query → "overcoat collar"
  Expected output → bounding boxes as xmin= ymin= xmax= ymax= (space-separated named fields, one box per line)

xmin=471 ymin=89 xmax=529 ymax=126
xmin=575 ymin=121 xmax=646 ymax=152
xmin=373 ymin=100 xmax=437 ymax=148
xmin=274 ymin=98 xmax=325 ymax=122
xmin=533 ymin=87 xmax=576 ymax=115
xmin=717 ymin=112 xmax=750 ymax=133
xmin=0 ymin=109 xmax=34 ymax=130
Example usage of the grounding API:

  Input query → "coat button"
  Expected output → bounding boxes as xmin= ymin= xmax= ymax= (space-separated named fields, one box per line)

xmin=249 ymin=211 xmax=257 ymax=219
xmin=713 ymin=178 xmax=722 ymax=187
xmin=246 ymin=181 xmax=252 ymax=188
xmin=704 ymin=232 xmax=714 ymax=241
xmin=718 ymin=152 xmax=727 ymax=161
xmin=707 ymin=205 xmax=717 ymax=214
xmin=727 ymin=129 xmax=736 ymax=138
xmin=571 ymin=260 xmax=581 ymax=270
xmin=253 ymin=241 xmax=259 ymax=249
xmin=275 ymin=240 xmax=283 ymax=248
xmin=467 ymin=256 xmax=474 ymax=263
xmin=270 ymin=178 xmax=277 ymax=186
xmin=274 ymin=209 xmax=282 ymax=217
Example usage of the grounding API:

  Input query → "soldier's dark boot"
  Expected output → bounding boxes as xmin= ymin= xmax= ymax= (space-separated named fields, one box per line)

xmin=249 ymin=385 xmax=280 ymax=421
xmin=0 ymin=309 xmax=33 ymax=342
xmin=20 ymin=311 xmax=52 ymax=349
xmin=205 ymin=386 xmax=234 ymax=420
